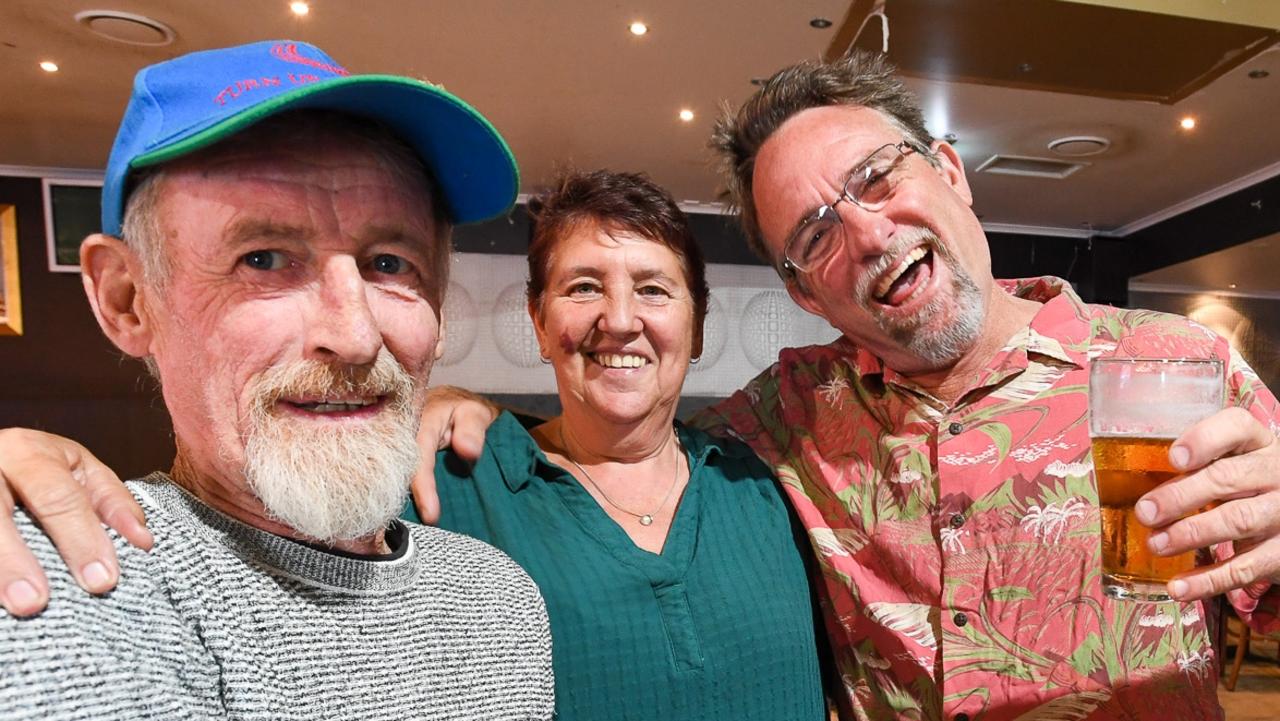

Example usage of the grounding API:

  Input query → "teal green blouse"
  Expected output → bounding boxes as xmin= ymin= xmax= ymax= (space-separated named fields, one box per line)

xmin=403 ymin=411 xmax=824 ymax=721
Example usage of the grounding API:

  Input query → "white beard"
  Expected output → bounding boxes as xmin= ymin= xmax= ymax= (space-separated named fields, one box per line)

xmin=240 ymin=350 xmax=422 ymax=543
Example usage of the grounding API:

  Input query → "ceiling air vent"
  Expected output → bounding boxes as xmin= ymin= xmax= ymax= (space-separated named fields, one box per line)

xmin=75 ymin=10 xmax=176 ymax=46
xmin=1048 ymin=135 xmax=1110 ymax=157
xmin=975 ymin=154 xmax=1086 ymax=179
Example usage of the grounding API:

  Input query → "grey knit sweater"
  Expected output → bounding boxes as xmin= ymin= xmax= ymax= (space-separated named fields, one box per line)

xmin=0 ymin=475 xmax=554 ymax=720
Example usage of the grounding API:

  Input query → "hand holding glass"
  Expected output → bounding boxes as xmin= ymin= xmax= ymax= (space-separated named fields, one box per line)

xmin=1089 ymin=358 xmax=1224 ymax=603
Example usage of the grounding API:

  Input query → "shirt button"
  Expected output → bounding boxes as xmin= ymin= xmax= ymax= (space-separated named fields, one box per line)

xmin=954 ymin=612 xmax=968 ymax=627
xmin=955 ymin=714 xmax=970 ymax=721
xmin=948 ymin=421 xmax=964 ymax=435
xmin=949 ymin=514 xmax=965 ymax=529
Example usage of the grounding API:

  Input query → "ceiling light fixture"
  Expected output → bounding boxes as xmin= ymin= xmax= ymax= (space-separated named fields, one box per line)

xmin=1249 ymin=69 xmax=1270 ymax=80
xmin=1180 ymin=116 xmax=1197 ymax=130
xmin=629 ymin=22 xmax=648 ymax=36
xmin=810 ymin=18 xmax=833 ymax=29
xmin=1047 ymin=135 xmax=1110 ymax=157
xmin=290 ymin=1 xmax=310 ymax=15
xmin=679 ymin=109 xmax=695 ymax=122
xmin=74 ymin=10 xmax=176 ymax=46
xmin=39 ymin=61 xmax=59 ymax=73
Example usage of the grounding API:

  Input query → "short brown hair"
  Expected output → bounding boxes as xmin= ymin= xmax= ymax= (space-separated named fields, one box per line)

xmin=525 ymin=170 xmax=709 ymax=332
xmin=710 ymin=50 xmax=934 ymax=261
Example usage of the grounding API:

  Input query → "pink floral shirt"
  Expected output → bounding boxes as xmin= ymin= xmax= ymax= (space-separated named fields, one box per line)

xmin=696 ymin=278 xmax=1280 ymax=721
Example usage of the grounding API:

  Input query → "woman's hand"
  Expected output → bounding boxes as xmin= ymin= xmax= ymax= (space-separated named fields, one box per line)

xmin=0 ymin=428 xmax=151 ymax=616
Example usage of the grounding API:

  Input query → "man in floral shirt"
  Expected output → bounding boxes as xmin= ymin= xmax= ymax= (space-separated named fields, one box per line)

xmin=697 ymin=51 xmax=1280 ymax=720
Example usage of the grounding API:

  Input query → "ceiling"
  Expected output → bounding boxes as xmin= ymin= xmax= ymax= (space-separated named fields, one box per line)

xmin=2 ymin=0 xmax=1278 ymax=243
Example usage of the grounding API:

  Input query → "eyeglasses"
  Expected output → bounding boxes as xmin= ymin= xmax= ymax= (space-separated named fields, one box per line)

xmin=779 ymin=140 xmax=928 ymax=277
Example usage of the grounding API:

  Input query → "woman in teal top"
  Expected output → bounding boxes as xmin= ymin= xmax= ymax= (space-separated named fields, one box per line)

xmin=407 ymin=170 xmax=825 ymax=720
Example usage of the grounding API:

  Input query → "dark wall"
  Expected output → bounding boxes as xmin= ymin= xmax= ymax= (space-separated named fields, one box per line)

xmin=0 ymin=176 xmax=174 ymax=478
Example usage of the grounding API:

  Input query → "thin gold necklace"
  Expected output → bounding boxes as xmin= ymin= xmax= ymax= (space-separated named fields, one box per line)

xmin=559 ymin=426 xmax=682 ymax=527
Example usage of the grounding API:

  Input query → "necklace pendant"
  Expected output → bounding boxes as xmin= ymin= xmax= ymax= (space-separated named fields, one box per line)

xmin=639 ymin=514 xmax=654 ymax=526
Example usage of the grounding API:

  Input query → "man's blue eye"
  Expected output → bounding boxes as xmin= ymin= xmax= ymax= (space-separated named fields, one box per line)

xmin=242 ymin=250 xmax=286 ymax=270
xmin=373 ymin=254 xmax=406 ymax=274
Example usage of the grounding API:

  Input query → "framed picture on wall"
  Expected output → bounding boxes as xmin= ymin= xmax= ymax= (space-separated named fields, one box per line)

xmin=0 ymin=204 xmax=22 ymax=336
xmin=42 ymin=177 xmax=103 ymax=273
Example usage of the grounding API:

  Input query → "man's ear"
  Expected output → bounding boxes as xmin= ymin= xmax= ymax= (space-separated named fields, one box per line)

xmin=81 ymin=234 xmax=155 ymax=358
xmin=931 ymin=140 xmax=973 ymax=206
xmin=784 ymin=275 xmax=829 ymax=321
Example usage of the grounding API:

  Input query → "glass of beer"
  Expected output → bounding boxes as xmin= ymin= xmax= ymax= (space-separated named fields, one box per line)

xmin=1090 ymin=358 xmax=1224 ymax=603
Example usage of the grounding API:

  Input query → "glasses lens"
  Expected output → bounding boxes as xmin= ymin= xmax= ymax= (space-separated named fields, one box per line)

xmin=786 ymin=206 xmax=842 ymax=271
xmin=847 ymin=145 xmax=904 ymax=209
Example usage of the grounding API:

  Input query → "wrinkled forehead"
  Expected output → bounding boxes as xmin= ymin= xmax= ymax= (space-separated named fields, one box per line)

xmin=552 ymin=218 xmax=692 ymax=273
xmin=756 ymin=105 xmax=906 ymax=183
xmin=155 ymin=139 xmax=439 ymax=241
xmin=751 ymin=106 xmax=906 ymax=237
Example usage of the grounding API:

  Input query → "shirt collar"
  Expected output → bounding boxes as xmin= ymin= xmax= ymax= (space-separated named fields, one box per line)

xmin=487 ymin=411 xmax=727 ymax=492
xmin=845 ymin=276 xmax=1089 ymax=399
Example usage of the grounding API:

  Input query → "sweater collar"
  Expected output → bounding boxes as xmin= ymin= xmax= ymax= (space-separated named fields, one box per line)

xmin=134 ymin=474 xmax=419 ymax=594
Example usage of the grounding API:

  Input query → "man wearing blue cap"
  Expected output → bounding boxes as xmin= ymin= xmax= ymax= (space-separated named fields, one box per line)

xmin=0 ymin=41 xmax=553 ymax=719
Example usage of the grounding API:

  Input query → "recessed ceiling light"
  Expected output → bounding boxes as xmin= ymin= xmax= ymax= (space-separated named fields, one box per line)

xmin=629 ymin=22 xmax=648 ymax=36
xmin=39 ymin=61 xmax=59 ymax=73
xmin=679 ymin=109 xmax=694 ymax=122
xmin=810 ymin=18 xmax=832 ymax=29
xmin=1230 ymin=283 xmax=1238 ymax=289
xmin=1249 ymin=69 xmax=1270 ymax=80
xmin=290 ymin=1 xmax=310 ymax=15
xmin=1180 ymin=116 xmax=1197 ymax=130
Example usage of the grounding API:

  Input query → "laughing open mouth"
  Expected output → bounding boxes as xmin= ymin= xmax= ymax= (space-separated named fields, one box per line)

xmin=873 ymin=245 xmax=934 ymax=307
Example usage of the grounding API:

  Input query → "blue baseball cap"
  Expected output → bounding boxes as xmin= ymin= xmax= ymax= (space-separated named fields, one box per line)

xmin=101 ymin=40 xmax=518 ymax=236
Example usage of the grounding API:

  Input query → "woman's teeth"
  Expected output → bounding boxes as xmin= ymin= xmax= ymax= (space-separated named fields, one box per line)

xmin=592 ymin=353 xmax=648 ymax=369
xmin=874 ymin=246 xmax=930 ymax=301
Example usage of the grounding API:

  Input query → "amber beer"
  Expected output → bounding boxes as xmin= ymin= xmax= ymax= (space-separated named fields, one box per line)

xmin=1093 ymin=435 xmax=1196 ymax=596
xmin=1089 ymin=358 xmax=1223 ymax=603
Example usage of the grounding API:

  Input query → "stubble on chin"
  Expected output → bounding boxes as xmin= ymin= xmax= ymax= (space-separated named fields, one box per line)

xmin=866 ymin=228 xmax=986 ymax=367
